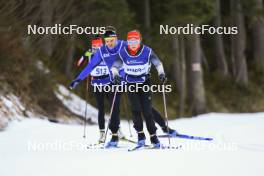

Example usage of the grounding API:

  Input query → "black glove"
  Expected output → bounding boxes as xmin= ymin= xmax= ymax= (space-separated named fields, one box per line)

xmin=159 ymin=73 xmax=167 ymax=84
xmin=69 ymin=79 xmax=81 ymax=89
xmin=112 ymin=75 xmax=121 ymax=85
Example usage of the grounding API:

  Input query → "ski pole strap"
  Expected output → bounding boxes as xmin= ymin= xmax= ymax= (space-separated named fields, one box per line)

xmin=150 ymin=134 xmax=156 ymax=137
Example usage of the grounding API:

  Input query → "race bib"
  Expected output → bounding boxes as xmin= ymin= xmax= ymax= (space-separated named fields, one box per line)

xmin=123 ymin=63 xmax=150 ymax=76
xmin=90 ymin=65 xmax=109 ymax=76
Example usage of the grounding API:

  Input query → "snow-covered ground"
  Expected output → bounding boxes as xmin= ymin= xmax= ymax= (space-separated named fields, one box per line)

xmin=55 ymin=84 xmax=101 ymax=123
xmin=0 ymin=93 xmax=36 ymax=130
xmin=1 ymin=85 xmax=264 ymax=176
xmin=0 ymin=112 xmax=264 ymax=176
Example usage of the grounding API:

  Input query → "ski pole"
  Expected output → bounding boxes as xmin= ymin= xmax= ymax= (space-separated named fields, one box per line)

xmin=162 ymin=82 xmax=171 ymax=146
xmin=103 ymin=87 xmax=118 ymax=143
xmin=83 ymin=76 xmax=90 ymax=138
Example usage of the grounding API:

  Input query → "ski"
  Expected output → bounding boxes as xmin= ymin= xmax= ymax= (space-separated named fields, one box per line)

xmin=87 ymin=143 xmax=105 ymax=149
xmin=120 ymin=137 xmax=137 ymax=144
xmin=158 ymin=133 xmax=213 ymax=141
xmin=87 ymin=143 xmax=182 ymax=150
xmin=87 ymin=137 xmax=136 ymax=150
xmin=87 ymin=143 xmax=125 ymax=150
xmin=144 ymin=144 xmax=182 ymax=150
xmin=128 ymin=145 xmax=147 ymax=152
xmin=128 ymin=144 xmax=182 ymax=152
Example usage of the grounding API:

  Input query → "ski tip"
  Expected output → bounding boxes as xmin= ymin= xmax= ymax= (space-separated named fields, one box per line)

xmin=128 ymin=144 xmax=182 ymax=151
xmin=128 ymin=145 xmax=146 ymax=152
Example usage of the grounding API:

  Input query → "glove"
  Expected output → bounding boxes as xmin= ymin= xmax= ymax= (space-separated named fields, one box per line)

xmin=112 ymin=75 xmax=121 ymax=85
xmin=111 ymin=67 xmax=121 ymax=85
xmin=159 ymin=73 xmax=167 ymax=84
xmin=69 ymin=79 xmax=81 ymax=89
xmin=84 ymin=50 xmax=92 ymax=57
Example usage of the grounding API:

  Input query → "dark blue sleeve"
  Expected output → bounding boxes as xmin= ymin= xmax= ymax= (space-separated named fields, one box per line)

xmin=74 ymin=50 xmax=102 ymax=81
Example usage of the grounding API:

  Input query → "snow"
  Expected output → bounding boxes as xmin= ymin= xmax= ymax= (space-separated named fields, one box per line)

xmin=35 ymin=60 xmax=50 ymax=74
xmin=55 ymin=84 xmax=102 ymax=123
xmin=0 ymin=94 xmax=27 ymax=121
xmin=0 ymin=112 xmax=264 ymax=176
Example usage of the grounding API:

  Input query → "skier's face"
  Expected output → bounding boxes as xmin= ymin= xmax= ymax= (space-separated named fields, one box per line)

xmin=92 ymin=44 xmax=102 ymax=53
xmin=127 ymin=38 xmax=140 ymax=51
xmin=91 ymin=38 xmax=103 ymax=53
xmin=104 ymin=37 xmax=117 ymax=49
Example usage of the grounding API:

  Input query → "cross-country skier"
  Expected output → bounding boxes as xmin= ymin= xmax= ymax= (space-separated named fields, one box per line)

xmin=71 ymin=27 xmax=177 ymax=148
xmin=76 ymin=36 xmax=124 ymax=144
xmin=111 ymin=30 xmax=169 ymax=148
xmin=70 ymin=26 xmax=124 ymax=148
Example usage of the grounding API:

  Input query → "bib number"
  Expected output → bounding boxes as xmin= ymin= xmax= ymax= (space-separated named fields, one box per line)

xmin=124 ymin=63 xmax=150 ymax=76
xmin=91 ymin=66 xmax=109 ymax=76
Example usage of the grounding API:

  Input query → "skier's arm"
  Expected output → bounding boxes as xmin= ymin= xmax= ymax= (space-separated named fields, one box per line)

xmin=150 ymin=50 xmax=165 ymax=75
xmin=77 ymin=50 xmax=92 ymax=67
xmin=74 ymin=51 xmax=102 ymax=81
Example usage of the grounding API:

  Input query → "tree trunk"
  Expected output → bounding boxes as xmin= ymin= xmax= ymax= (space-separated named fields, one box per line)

xmin=213 ymin=0 xmax=228 ymax=76
xmin=172 ymin=35 xmax=186 ymax=117
xmin=252 ymin=0 xmax=264 ymax=69
xmin=65 ymin=34 xmax=76 ymax=80
xmin=144 ymin=0 xmax=151 ymax=28
xmin=41 ymin=0 xmax=53 ymax=57
xmin=179 ymin=36 xmax=186 ymax=117
xmin=172 ymin=35 xmax=181 ymax=92
xmin=230 ymin=0 xmax=248 ymax=85
xmin=185 ymin=33 xmax=206 ymax=116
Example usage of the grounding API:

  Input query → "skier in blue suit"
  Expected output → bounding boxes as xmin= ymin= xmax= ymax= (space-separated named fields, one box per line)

xmin=111 ymin=30 xmax=170 ymax=148
xmin=77 ymin=36 xmax=126 ymax=144
xmin=70 ymin=26 xmax=124 ymax=147
xmin=70 ymin=27 xmax=177 ymax=148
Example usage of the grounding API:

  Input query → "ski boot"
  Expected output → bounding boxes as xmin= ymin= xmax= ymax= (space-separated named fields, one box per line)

xmin=162 ymin=127 xmax=178 ymax=137
xmin=105 ymin=133 xmax=119 ymax=148
xmin=137 ymin=131 xmax=146 ymax=147
xmin=150 ymin=134 xmax=161 ymax=148
xmin=98 ymin=130 xmax=106 ymax=144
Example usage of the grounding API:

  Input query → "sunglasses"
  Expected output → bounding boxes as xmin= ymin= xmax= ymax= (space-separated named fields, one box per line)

xmin=127 ymin=39 xmax=140 ymax=45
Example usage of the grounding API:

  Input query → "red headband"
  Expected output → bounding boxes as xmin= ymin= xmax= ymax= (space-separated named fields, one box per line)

xmin=127 ymin=31 xmax=141 ymax=40
xmin=91 ymin=38 xmax=103 ymax=47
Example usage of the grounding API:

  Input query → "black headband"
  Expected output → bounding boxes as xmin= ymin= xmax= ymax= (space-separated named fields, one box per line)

xmin=104 ymin=30 xmax=117 ymax=38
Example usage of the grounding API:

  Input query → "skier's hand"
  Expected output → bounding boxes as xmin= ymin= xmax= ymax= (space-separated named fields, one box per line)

xmin=159 ymin=73 xmax=167 ymax=84
xmin=112 ymin=75 xmax=121 ymax=85
xmin=69 ymin=79 xmax=81 ymax=89
xmin=111 ymin=67 xmax=121 ymax=85
xmin=84 ymin=50 xmax=92 ymax=57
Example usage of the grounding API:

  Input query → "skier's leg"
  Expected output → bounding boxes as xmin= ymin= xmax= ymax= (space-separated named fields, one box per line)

xmin=128 ymin=91 xmax=146 ymax=145
xmin=139 ymin=90 xmax=157 ymax=136
xmin=105 ymin=89 xmax=121 ymax=148
xmin=138 ymin=88 xmax=160 ymax=146
xmin=152 ymin=107 xmax=178 ymax=135
xmin=94 ymin=90 xmax=105 ymax=131
xmin=152 ymin=107 xmax=166 ymax=129
xmin=131 ymin=110 xmax=143 ymax=132
xmin=127 ymin=92 xmax=143 ymax=132
xmin=107 ymin=90 xmax=121 ymax=142
xmin=94 ymin=88 xmax=107 ymax=143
